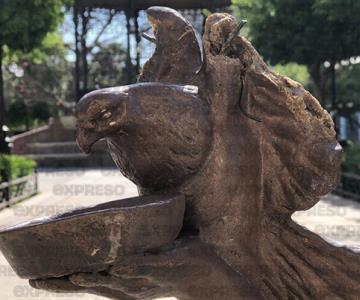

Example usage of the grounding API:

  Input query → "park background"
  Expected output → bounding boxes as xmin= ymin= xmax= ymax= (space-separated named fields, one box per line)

xmin=0 ymin=1 xmax=359 ymax=299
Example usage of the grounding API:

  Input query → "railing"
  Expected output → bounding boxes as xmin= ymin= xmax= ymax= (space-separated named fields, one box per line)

xmin=335 ymin=172 xmax=360 ymax=201
xmin=0 ymin=172 xmax=38 ymax=210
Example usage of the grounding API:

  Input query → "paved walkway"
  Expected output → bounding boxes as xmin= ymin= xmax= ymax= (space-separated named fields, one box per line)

xmin=0 ymin=169 xmax=358 ymax=300
xmin=293 ymin=194 xmax=360 ymax=248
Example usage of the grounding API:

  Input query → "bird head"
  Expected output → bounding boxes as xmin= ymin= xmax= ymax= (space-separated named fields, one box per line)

xmin=75 ymin=86 xmax=128 ymax=154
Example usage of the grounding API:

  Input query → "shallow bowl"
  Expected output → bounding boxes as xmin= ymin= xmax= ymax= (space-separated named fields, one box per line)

xmin=0 ymin=194 xmax=185 ymax=279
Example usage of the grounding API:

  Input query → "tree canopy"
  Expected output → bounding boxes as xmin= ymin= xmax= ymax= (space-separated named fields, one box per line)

xmin=0 ymin=0 xmax=66 ymax=138
xmin=233 ymin=0 xmax=360 ymax=103
xmin=0 ymin=0 xmax=64 ymax=52
xmin=4 ymin=32 xmax=72 ymax=129
xmin=234 ymin=0 xmax=360 ymax=65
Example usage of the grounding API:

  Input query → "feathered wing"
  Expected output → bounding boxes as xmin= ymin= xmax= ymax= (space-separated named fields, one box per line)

xmin=140 ymin=8 xmax=360 ymax=299
xmin=235 ymin=24 xmax=360 ymax=300
xmin=243 ymin=59 xmax=341 ymax=214
xmin=203 ymin=11 xmax=343 ymax=222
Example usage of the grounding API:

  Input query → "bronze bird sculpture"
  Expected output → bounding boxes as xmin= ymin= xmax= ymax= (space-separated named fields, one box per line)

xmin=31 ymin=7 xmax=360 ymax=300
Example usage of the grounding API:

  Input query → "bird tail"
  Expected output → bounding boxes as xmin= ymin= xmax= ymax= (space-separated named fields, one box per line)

xmin=256 ymin=219 xmax=360 ymax=299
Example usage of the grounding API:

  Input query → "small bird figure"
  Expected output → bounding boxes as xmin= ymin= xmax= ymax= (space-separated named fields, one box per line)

xmin=76 ymin=83 xmax=212 ymax=192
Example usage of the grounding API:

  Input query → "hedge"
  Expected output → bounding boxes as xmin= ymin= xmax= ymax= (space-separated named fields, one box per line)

xmin=0 ymin=155 xmax=37 ymax=182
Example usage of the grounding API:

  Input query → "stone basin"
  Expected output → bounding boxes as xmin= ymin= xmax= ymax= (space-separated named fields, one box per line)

xmin=0 ymin=194 xmax=185 ymax=279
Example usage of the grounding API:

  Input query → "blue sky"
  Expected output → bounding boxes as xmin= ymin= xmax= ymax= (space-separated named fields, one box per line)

xmin=61 ymin=9 xmax=155 ymax=66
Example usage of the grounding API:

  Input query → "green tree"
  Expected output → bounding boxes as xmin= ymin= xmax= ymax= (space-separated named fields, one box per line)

xmin=272 ymin=63 xmax=310 ymax=87
xmin=232 ymin=0 xmax=360 ymax=105
xmin=4 ymin=32 xmax=73 ymax=130
xmin=0 ymin=0 xmax=64 ymax=152
xmin=89 ymin=43 xmax=130 ymax=89
xmin=335 ymin=63 xmax=360 ymax=110
xmin=313 ymin=0 xmax=360 ymax=21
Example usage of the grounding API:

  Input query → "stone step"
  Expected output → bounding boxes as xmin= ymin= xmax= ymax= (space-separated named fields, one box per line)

xmin=28 ymin=142 xmax=81 ymax=154
xmin=30 ymin=129 xmax=76 ymax=143
xmin=27 ymin=140 xmax=109 ymax=155
xmin=26 ymin=153 xmax=115 ymax=168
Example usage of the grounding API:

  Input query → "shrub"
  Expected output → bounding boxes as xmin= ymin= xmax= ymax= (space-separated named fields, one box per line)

xmin=0 ymin=155 xmax=37 ymax=182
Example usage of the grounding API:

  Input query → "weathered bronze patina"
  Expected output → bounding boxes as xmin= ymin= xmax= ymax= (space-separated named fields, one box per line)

xmin=0 ymin=195 xmax=185 ymax=279
xmin=2 ymin=6 xmax=360 ymax=300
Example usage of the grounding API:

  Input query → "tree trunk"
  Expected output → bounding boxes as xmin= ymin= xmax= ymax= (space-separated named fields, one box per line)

xmin=125 ymin=12 xmax=135 ymax=84
xmin=308 ymin=63 xmax=326 ymax=105
xmin=73 ymin=5 xmax=80 ymax=101
xmin=0 ymin=45 xmax=4 ymax=129
xmin=134 ymin=12 xmax=141 ymax=76
xmin=330 ymin=61 xmax=338 ymax=135
xmin=330 ymin=62 xmax=337 ymax=110
xmin=80 ymin=7 xmax=89 ymax=93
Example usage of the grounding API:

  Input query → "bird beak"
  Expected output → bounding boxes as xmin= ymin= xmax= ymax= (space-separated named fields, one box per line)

xmin=76 ymin=128 xmax=101 ymax=154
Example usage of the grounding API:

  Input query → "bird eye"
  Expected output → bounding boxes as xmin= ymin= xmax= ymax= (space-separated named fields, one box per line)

xmin=100 ymin=109 xmax=112 ymax=119
xmin=102 ymin=111 xmax=112 ymax=119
